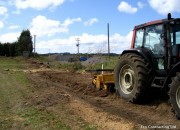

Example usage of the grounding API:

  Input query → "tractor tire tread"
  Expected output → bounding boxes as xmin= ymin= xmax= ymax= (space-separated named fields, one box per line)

xmin=115 ymin=53 xmax=154 ymax=103
xmin=169 ymin=73 xmax=180 ymax=119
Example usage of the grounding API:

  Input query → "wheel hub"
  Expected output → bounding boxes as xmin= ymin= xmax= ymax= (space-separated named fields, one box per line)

xmin=124 ymin=72 xmax=133 ymax=89
xmin=119 ymin=65 xmax=134 ymax=94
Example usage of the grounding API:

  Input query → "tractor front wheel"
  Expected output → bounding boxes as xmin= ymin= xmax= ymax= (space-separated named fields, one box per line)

xmin=169 ymin=73 xmax=180 ymax=119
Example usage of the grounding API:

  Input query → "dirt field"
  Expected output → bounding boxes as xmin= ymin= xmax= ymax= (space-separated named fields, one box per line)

xmin=0 ymin=58 xmax=179 ymax=130
xmin=27 ymin=59 xmax=180 ymax=129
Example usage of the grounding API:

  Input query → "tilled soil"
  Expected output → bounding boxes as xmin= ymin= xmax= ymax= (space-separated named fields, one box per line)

xmin=26 ymin=68 xmax=179 ymax=130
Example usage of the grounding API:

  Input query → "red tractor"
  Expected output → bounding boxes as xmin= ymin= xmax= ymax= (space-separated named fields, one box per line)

xmin=114 ymin=13 xmax=180 ymax=119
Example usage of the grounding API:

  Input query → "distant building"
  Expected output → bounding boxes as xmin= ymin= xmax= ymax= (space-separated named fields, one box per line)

xmin=56 ymin=53 xmax=76 ymax=62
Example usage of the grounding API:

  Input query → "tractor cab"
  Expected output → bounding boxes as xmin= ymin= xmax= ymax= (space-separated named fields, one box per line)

xmin=132 ymin=15 xmax=180 ymax=72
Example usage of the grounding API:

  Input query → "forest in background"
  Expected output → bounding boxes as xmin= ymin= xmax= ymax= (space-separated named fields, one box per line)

xmin=0 ymin=29 xmax=33 ymax=57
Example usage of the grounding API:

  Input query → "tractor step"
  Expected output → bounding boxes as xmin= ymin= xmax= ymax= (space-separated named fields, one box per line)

xmin=151 ymin=84 xmax=163 ymax=88
xmin=151 ymin=77 xmax=166 ymax=88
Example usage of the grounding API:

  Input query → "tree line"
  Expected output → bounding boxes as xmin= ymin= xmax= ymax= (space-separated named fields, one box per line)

xmin=0 ymin=29 xmax=33 ymax=57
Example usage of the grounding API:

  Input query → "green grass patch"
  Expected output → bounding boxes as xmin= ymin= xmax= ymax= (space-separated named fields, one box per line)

xmin=54 ymin=61 xmax=84 ymax=72
xmin=77 ymin=117 xmax=97 ymax=130
xmin=80 ymin=123 xmax=97 ymax=130
xmin=0 ymin=60 xmax=30 ymax=112
xmin=13 ymin=72 xmax=30 ymax=84
xmin=87 ymin=56 xmax=119 ymax=70
xmin=0 ymin=57 xmax=21 ymax=70
xmin=0 ymin=57 xmax=71 ymax=130
xmin=0 ymin=57 xmax=31 ymax=129
xmin=17 ymin=107 xmax=71 ymax=130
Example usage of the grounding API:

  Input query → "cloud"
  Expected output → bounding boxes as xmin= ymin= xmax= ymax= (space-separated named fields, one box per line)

xmin=118 ymin=1 xmax=137 ymax=14
xmin=30 ymin=15 xmax=67 ymax=37
xmin=12 ymin=10 xmax=21 ymax=15
xmin=0 ymin=32 xmax=20 ymax=43
xmin=84 ymin=18 xmax=98 ymax=26
xmin=137 ymin=2 xmax=145 ymax=9
xmin=9 ymin=25 xmax=20 ymax=30
xmin=0 ymin=6 xmax=8 ymax=15
xmin=110 ymin=31 xmax=132 ymax=52
xmin=14 ymin=0 xmax=65 ymax=10
xmin=63 ymin=17 xmax=82 ymax=26
xmin=0 ymin=21 xmax=4 ymax=29
xmin=148 ymin=0 xmax=180 ymax=15
xmin=36 ymin=34 xmax=106 ymax=54
xmin=0 ymin=1 xmax=6 ymax=5
xmin=30 ymin=15 xmax=81 ymax=37
xmin=36 ymin=32 xmax=132 ymax=54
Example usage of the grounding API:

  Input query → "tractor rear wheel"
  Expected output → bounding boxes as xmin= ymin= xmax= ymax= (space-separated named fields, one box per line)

xmin=169 ymin=73 xmax=180 ymax=119
xmin=114 ymin=53 xmax=153 ymax=103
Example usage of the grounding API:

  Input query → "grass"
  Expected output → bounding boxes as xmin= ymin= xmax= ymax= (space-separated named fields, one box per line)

xmin=0 ymin=57 xmax=70 ymax=130
xmin=56 ymin=56 xmax=119 ymax=71
xmin=17 ymin=108 xmax=71 ymax=130
xmin=29 ymin=54 xmax=119 ymax=73
xmin=0 ymin=57 xmax=31 ymax=129
xmin=0 ymin=57 xmax=71 ymax=130
xmin=0 ymin=57 xmax=21 ymax=69
xmin=77 ymin=117 xmax=97 ymax=130
xmin=0 ymin=56 xmax=98 ymax=130
xmin=86 ymin=56 xmax=119 ymax=70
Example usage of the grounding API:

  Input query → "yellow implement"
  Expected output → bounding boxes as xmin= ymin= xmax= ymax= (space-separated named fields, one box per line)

xmin=92 ymin=73 xmax=114 ymax=92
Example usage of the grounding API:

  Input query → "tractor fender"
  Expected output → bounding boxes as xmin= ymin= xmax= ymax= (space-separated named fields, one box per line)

xmin=163 ymin=62 xmax=180 ymax=88
xmin=121 ymin=48 xmax=154 ymax=64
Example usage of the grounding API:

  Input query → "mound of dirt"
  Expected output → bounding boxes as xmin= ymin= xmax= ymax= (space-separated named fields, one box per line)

xmin=37 ymin=71 xmax=108 ymax=97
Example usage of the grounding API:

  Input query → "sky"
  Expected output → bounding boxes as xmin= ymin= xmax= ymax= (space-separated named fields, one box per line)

xmin=0 ymin=0 xmax=180 ymax=54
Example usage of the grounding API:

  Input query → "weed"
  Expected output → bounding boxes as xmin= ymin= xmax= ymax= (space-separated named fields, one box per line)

xmin=73 ymin=62 xmax=84 ymax=71
xmin=17 ymin=107 xmax=71 ymax=130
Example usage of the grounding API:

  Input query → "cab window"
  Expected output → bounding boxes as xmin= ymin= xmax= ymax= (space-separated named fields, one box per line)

xmin=171 ymin=26 xmax=180 ymax=45
xmin=134 ymin=28 xmax=144 ymax=48
xmin=144 ymin=24 xmax=164 ymax=55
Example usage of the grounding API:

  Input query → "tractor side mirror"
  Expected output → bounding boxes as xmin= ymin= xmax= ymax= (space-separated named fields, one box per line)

xmin=168 ymin=13 xmax=172 ymax=20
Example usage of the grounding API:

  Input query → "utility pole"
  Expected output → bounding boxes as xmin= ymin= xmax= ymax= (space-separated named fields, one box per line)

xmin=76 ymin=38 xmax=80 ymax=54
xmin=48 ymin=49 xmax=50 ymax=64
xmin=33 ymin=35 xmax=36 ymax=57
xmin=107 ymin=23 xmax=110 ymax=60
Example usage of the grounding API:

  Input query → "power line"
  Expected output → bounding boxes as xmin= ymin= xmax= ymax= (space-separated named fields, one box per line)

xmin=33 ymin=35 xmax=36 ymax=57
xmin=107 ymin=23 xmax=110 ymax=60
xmin=76 ymin=38 xmax=80 ymax=54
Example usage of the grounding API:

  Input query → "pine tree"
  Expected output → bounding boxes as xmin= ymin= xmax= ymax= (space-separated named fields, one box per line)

xmin=17 ymin=29 xmax=33 ymax=55
xmin=0 ymin=43 xmax=4 ymax=56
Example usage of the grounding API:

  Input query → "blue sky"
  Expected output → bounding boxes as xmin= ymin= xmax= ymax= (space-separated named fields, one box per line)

xmin=0 ymin=0 xmax=180 ymax=54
